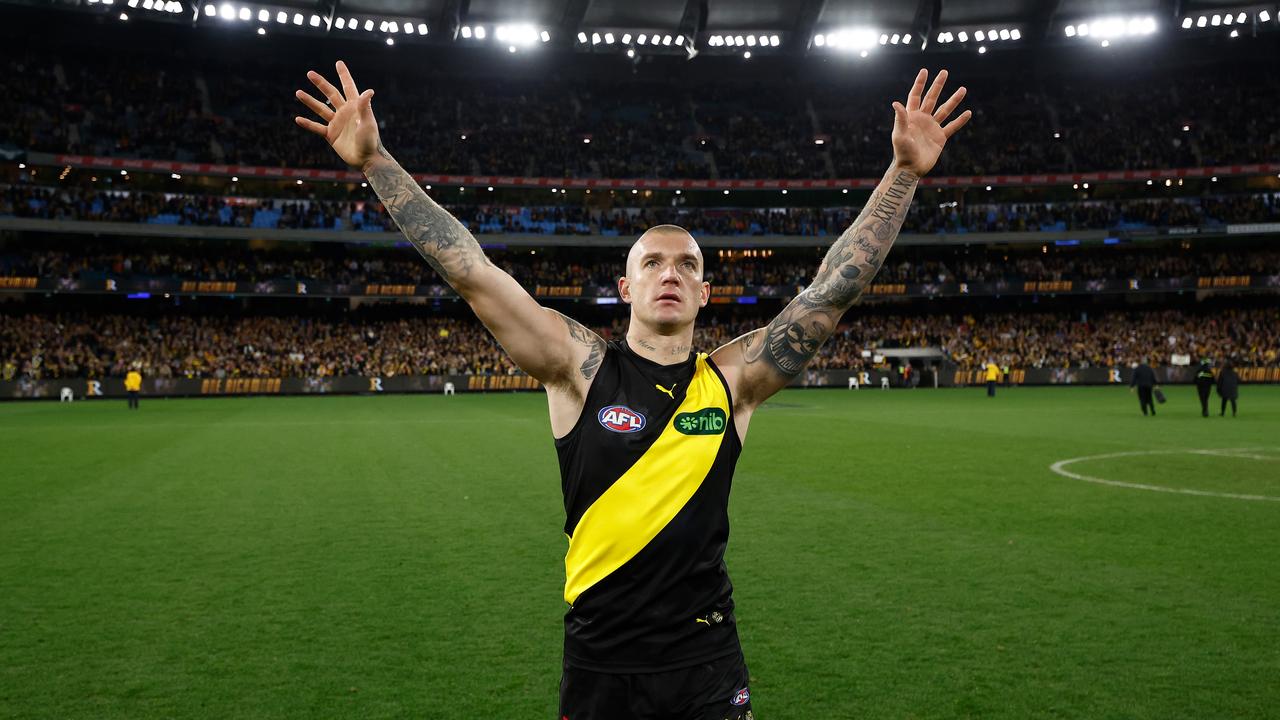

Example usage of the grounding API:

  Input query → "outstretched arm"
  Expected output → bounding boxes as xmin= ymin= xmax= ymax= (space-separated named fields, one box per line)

xmin=294 ymin=61 xmax=604 ymax=396
xmin=712 ymin=69 xmax=971 ymax=416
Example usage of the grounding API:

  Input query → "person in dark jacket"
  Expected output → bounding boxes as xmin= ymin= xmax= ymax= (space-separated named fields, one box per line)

xmin=1217 ymin=361 xmax=1240 ymax=417
xmin=1194 ymin=359 xmax=1215 ymax=418
xmin=1129 ymin=359 xmax=1160 ymax=416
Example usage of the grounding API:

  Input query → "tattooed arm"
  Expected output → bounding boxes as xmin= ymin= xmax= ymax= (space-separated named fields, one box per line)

xmin=294 ymin=61 xmax=604 ymax=410
xmin=711 ymin=69 xmax=971 ymax=431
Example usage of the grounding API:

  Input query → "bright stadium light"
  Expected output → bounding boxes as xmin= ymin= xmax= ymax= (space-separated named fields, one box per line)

xmin=119 ymin=12 xmax=128 ymax=20
xmin=590 ymin=31 xmax=600 ymax=44
xmin=577 ymin=31 xmax=587 ymax=42
xmin=638 ymin=33 xmax=648 ymax=45
xmin=1181 ymin=17 xmax=1193 ymax=29
xmin=621 ymin=33 xmax=632 ymax=43
xmin=404 ymin=23 xmax=414 ymax=34
xmin=958 ymin=31 xmax=970 ymax=42
xmin=420 ymin=23 xmax=429 ymax=35
xmin=813 ymin=33 xmax=825 ymax=46
xmin=747 ymin=35 xmax=757 ymax=46
xmin=1197 ymin=15 xmax=1207 ymax=27
xmin=540 ymin=30 xmax=550 ymax=42
xmin=292 ymin=13 xmax=302 ymax=25
xmin=823 ymin=27 xmax=880 ymax=52
xmin=311 ymin=14 xmax=322 ymax=27
xmin=1236 ymin=12 xmax=1246 ymax=23
xmin=363 ymin=19 xmax=373 ymax=31
xmin=1211 ymin=14 xmax=1221 ymax=26
xmin=1065 ymin=25 xmax=1076 ymax=37
xmin=626 ymin=48 xmax=635 ymax=58
xmin=1260 ymin=10 xmax=1271 ymax=23
xmin=1229 ymin=29 xmax=1239 ymax=37
xmin=663 ymin=35 xmax=673 ymax=45
xmin=978 ymin=45 xmax=987 ymax=53
xmin=237 ymin=7 xmax=248 ymax=20
xmin=461 ymin=25 xmax=472 ymax=38
xmin=218 ymin=3 xmax=233 ymax=20
xmin=1010 ymin=28 xmax=1020 ymax=40
xmin=256 ymin=27 xmax=265 ymax=35
xmin=999 ymin=28 xmax=1010 ymax=40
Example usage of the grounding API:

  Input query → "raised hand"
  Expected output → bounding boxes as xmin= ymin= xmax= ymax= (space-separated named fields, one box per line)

xmin=890 ymin=69 xmax=971 ymax=177
xmin=294 ymin=60 xmax=382 ymax=172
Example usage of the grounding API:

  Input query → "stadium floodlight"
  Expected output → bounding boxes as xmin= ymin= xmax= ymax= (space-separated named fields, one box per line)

xmin=1229 ymin=29 xmax=1239 ymax=37
xmin=890 ymin=33 xmax=900 ymax=43
xmin=999 ymin=28 xmax=1011 ymax=40
xmin=420 ymin=24 xmax=430 ymax=35
xmin=292 ymin=13 xmax=302 ymax=25
xmin=813 ymin=34 xmax=825 ymax=46
xmin=1064 ymin=25 xmax=1076 ymax=37
xmin=1211 ymin=14 xmax=1221 ymax=26
xmin=1100 ymin=39 xmax=1110 ymax=47
xmin=143 ymin=0 xmax=153 ymax=9
xmin=256 ymin=27 xmax=265 ymax=35
xmin=335 ymin=18 xmax=345 ymax=29
xmin=1236 ymin=12 xmax=1246 ymax=23
xmin=237 ymin=7 xmax=248 ymax=20
xmin=119 ymin=12 xmax=128 ymax=20
xmin=363 ymin=19 xmax=373 ymax=31
xmin=974 ymin=30 xmax=984 ymax=41
xmin=626 ymin=48 xmax=635 ymax=58
xmin=678 ymin=35 xmax=687 ymax=45
xmin=903 ymin=33 xmax=911 ymax=43
xmin=733 ymin=35 xmax=745 ymax=45
xmin=638 ymin=34 xmax=648 ymax=45
xmin=121 ymin=170 xmax=128 ymax=175
xmin=1223 ymin=13 xmax=1233 ymax=25
xmin=757 ymin=34 xmax=769 ymax=46
xmin=746 ymin=35 xmax=757 ymax=46
xmin=312 ymin=15 xmax=323 ymax=27
xmin=385 ymin=37 xmax=393 ymax=45
xmin=590 ymin=31 xmax=600 ymax=44
xmin=474 ymin=26 xmax=486 ymax=39
xmin=621 ymin=33 xmax=632 ymax=43
xmin=1010 ymin=28 xmax=1021 ymax=40
xmin=256 ymin=8 xmax=267 ymax=21
xmin=604 ymin=32 xmax=615 ymax=44
xmin=978 ymin=45 xmax=987 ymax=53
xmin=218 ymin=3 xmax=233 ymax=20
xmin=461 ymin=25 xmax=473 ymax=38
xmin=404 ymin=23 xmax=413 ymax=34
xmin=959 ymin=31 xmax=970 ymax=42
xmin=825 ymin=27 xmax=879 ymax=51
xmin=540 ymin=30 xmax=550 ymax=42
xmin=171 ymin=173 xmax=181 ymax=179
xmin=879 ymin=33 xmax=888 ymax=44
xmin=1181 ymin=17 xmax=1192 ymax=29
xmin=128 ymin=0 xmax=137 ymax=7
xmin=1197 ymin=15 xmax=1207 ymax=27
xmin=577 ymin=31 xmax=587 ymax=43
xmin=1260 ymin=10 xmax=1271 ymax=23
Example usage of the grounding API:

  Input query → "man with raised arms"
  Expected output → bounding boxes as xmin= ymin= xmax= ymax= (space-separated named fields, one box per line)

xmin=295 ymin=62 xmax=970 ymax=719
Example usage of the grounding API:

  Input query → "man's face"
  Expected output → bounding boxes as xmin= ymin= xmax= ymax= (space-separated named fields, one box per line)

xmin=619 ymin=229 xmax=710 ymax=333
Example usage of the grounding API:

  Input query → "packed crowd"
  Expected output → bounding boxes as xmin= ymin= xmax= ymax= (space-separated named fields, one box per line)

xmin=3 ymin=236 xmax=1278 ymax=289
xmin=3 ymin=306 xmax=1275 ymax=381
xmin=3 ymin=35 xmax=1277 ymax=179
xmin=6 ymin=183 xmax=1280 ymax=237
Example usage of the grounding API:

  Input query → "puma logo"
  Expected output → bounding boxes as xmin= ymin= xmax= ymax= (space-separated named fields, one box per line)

xmin=656 ymin=383 xmax=677 ymax=399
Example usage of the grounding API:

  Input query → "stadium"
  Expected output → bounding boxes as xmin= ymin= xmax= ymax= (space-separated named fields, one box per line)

xmin=1 ymin=0 xmax=1278 ymax=716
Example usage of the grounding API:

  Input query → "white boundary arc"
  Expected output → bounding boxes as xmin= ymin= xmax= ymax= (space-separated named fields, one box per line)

xmin=1048 ymin=448 xmax=1280 ymax=503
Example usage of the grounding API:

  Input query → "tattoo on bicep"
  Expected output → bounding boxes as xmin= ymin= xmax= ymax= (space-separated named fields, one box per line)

xmin=759 ymin=294 xmax=836 ymax=377
xmin=555 ymin=311 xmax=606 ymax=380
xmin=364 ymin=149 xmax=493 ymax=283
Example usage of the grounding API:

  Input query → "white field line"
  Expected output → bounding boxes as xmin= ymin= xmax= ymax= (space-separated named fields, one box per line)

xmin=1048 ymin=448 xmax=1280 ymax=502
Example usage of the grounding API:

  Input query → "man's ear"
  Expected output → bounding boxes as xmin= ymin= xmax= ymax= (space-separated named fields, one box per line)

xmin=699 ymin=281 xmax=710 ymax=307
xmin=619 ymin=275 xmax=632 ymax=304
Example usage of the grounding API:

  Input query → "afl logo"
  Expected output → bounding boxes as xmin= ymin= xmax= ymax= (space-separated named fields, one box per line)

xmin=598 ymin=405 xmax=646 ymax=433
xmin=731 ymin=687 xmax=750 ymax=706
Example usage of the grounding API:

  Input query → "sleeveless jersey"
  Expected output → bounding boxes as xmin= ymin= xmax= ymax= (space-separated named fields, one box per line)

xmin=555 ymin=340 xmax=743 ymax=672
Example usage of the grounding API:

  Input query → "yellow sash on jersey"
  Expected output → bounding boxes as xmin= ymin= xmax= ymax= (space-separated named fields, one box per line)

xmin=563 ymin=353 xmax=730 ymax=605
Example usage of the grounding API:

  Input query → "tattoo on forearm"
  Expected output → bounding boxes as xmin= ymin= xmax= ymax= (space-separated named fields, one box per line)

xmin=555 ymin=311 xmax=606 ymax=380
xmin=364 ymin=143 xmax=493 ymax=283
xmin=746 ymin=168 xmax=919 ymax=379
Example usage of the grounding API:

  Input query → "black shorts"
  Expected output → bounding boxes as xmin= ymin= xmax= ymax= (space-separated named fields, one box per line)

xmin=559 ymin=651 xmax=754 ymax=720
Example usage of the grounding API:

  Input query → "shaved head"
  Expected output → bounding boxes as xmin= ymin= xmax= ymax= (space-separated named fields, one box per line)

xmin=625 ymin=224 xmax=702 ymax=277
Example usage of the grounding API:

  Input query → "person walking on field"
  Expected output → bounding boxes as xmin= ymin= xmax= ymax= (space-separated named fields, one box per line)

xmin=1194 ymin=359 xmax=1215 ymax=418
xmin=1216 ymin=361 xmax=1240 ymax=417
xmin=1129 ymin=358 xmax=1160 ymax=417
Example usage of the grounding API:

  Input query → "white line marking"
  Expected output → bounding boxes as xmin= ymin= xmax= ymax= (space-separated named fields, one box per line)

xmin=1048 ymin=448 xmax=1280 ymax=502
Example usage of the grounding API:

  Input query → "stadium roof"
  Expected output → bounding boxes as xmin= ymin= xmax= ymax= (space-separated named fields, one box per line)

xmin=8 ymin=0 xmax=1278 ymax=55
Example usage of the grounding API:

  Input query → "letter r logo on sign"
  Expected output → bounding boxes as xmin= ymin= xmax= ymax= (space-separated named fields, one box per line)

xmin=369 ymin=378 xmax=384 ymax=392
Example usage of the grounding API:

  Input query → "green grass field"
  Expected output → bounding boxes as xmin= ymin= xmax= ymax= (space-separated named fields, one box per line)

xmin=2 ymin=386 xmax=1279 ymax=719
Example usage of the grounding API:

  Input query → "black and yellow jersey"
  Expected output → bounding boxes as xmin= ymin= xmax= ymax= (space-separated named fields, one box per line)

xmin=556 ymin=340 xmax=743 ymax=672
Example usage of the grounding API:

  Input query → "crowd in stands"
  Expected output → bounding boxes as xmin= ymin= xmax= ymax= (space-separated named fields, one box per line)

xmin=3 ymin=37 xmax=1278 ymax=179
xmin=3 ymin=306 xmax=1274 ymax=381
xmin=3 ymin=235 xmax=1278 ymax=289
xmin=5 ymin=183 xmax=1279 ymax=237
